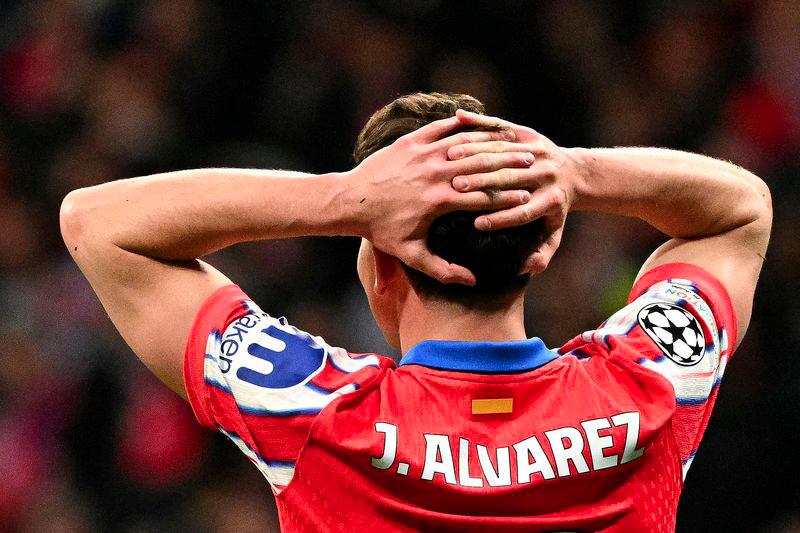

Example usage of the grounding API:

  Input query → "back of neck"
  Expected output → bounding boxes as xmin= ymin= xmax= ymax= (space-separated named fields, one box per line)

xmin=398 ymin=296 xmax=527 ymax=354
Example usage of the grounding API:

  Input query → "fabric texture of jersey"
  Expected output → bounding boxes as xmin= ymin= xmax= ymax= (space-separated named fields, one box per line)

xmin=183 ymin=285 xmax=389 ymax=493
xmin=183 ymin=262 xmax=736 ymax=532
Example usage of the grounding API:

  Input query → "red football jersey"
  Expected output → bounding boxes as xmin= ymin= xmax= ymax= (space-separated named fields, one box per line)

xmin=183 ymin=262 xmax=736 ymax=532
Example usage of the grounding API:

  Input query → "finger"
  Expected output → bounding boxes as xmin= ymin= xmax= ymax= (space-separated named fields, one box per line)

xmin=449 ymin=189 xmax=532 ymax=211
xmin=523 ymin=236 xmax=561 ymax=274
xmin=455 ymin=110 xmax=544 ymax=142
xmin=452 ymin=166 xmax=551 ymax=193
xmin=446 ymin=152 xmax=534 ymax=179
xmin=474 ymin=187 xmax=565 ymax=231
xmin=404 ymin=116 xmax=462 ymax=143
xmin=521 ymin=217 xmax=565 ymax=274
xmin=455 ymin=109 xmax=513 ymax=129
xmin=406 ymin=245 xmax=476 ymax=286
xmin=448 ymin=141 xmax=539 ymax=160
xmin=432 ymin=128 xmax=517 ymax=150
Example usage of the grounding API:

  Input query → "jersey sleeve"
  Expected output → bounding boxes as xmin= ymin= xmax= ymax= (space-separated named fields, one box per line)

xmin=559 ymin=262 xmax=737 ymax=478
xmin=183 ymin=284 xmax=388 ymax=493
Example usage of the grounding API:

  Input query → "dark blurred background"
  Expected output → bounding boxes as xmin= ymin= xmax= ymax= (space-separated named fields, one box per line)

xmin=0 ymin=0 xmax=798 ymax=531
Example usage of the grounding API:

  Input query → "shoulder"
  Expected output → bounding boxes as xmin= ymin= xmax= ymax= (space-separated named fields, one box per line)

xmin=184 ymin=284 xmax=395 ymax=428
xmin=208 ymin=306 xmax=393 ymax=412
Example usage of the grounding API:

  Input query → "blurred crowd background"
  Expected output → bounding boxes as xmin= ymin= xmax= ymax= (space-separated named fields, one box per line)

xmin=0 ymin=0 xmax=798 ymax=531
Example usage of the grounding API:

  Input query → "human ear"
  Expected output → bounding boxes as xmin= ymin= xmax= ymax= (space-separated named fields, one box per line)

xmin=372 ymin=248 xmax=400 ymax=296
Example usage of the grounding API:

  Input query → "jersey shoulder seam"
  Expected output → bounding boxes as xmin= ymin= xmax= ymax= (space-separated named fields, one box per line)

xmin=272 ymin=357 xmax=390 ymax=500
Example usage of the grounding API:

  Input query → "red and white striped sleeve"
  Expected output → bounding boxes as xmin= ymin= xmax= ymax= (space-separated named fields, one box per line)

xmin=183 ymin=284 xmax=391 ymax=493
xmin=560 ymin=262 xmax=737 ymax=479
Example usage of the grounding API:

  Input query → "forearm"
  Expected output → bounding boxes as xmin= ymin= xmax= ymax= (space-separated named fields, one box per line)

xmin=570 ymin=147 xmax=772 ymax=239
xmin=61 ymin=168 xmax=358 ymax=260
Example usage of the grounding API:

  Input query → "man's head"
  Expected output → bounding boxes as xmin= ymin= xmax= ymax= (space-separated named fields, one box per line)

xmin=354 ymin=92 xmax=545 ymax=347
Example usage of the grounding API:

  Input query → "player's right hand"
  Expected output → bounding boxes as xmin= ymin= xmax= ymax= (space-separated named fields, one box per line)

xmin=446 ymin=109 xmax=583 ymax=274
xmin=347 ymin=115 xmax=538 ymax=285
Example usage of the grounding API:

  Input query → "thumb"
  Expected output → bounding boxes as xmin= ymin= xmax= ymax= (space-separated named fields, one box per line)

xmin=520 ymin=219 xmax=565 ymax=275
xmin=405 ymin=244 xmax=477 ymax=286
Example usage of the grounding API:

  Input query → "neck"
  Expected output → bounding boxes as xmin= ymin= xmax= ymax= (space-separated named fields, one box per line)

xmin=398 ymin=295 xmax=527 ymax=354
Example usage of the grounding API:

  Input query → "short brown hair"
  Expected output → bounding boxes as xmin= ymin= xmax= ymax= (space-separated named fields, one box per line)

xmin=354 ymin=92 xmax=544 ymax=309
xmin=354 ymin=93 xmax=486 ymax=165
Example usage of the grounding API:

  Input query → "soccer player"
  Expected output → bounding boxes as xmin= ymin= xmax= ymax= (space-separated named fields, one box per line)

xmin=60 ymin=93 xmax=771 ymax=532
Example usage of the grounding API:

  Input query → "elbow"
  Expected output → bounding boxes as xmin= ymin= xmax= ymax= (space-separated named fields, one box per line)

xmin=741 ymin=177 xmax=772 ymax=250
xmin=753 ymin=178 xmax=772 ymax=217
xmin=737 ymin=167 xmax=772 ymax=224
xmin=60 ymin=188 xmax=96 ymax=252
xmin=749 ymin=177 xmax=773 ymax=227
xmin=755 ymin=178 xmax=772 ymax=216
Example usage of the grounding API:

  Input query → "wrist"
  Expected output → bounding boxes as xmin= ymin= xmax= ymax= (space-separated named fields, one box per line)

xmin=563 ymin=147 xmax=593 ymax=211
xmin=327 ymin=169 xmax=370 ymax=238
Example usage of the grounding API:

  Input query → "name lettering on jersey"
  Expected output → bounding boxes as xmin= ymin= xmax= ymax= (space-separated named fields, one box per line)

xmin=369 ymin=412 xmax=644 ymax=487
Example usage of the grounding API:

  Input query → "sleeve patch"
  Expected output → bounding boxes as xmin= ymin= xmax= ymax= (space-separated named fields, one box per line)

xmin=637 ymin=303 xmax=705 ymax=367
xmin=202 ymin=304 xmax=381 ymax=417
xmin=561 ymin=264 xmax=737 ymax=479
xmin=184 ymin=286 xmax=388 ymax=494
xmin=237 ymin=323 xmax=326 ymax=389
xmin=217 ymin=312 xmax=327 ymax=392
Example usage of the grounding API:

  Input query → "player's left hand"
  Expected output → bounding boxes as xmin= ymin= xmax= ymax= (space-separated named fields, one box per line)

xmin=447 ymin=109 xmax=581 ymax=274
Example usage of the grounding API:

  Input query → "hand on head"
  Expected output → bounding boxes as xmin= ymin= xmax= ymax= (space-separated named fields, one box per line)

xmin=449 ymin=109 xmax=578 ymax=275
xmin=350 ymin=111 xmax=576 ymax=284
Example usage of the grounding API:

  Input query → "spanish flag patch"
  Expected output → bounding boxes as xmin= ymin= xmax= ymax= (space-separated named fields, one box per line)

xmin=471 ymin=398 xmax=513 ymax=415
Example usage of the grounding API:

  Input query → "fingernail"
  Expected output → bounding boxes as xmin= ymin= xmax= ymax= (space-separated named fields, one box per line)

xmin=503 ymin=129 xmax=516 ymax=140
xmin=451 ymin=146 xmax=465 ymax=159
xmin=519 ymin=191 xmax=531 ymax=202
xmin=476 ymin=216 xmax=491 ymax=230
xmin=523 ymin=153 xmax=534 ymax=164
xmin=453 ymin=177 xmax=469 ymax=191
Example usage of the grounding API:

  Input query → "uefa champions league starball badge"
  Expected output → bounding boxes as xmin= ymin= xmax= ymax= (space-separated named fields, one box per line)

xmin=637 ymin=303 xmax=705 ymax=366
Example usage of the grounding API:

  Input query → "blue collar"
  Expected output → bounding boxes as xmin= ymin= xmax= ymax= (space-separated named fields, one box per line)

xmin=399 ymin=338 xmax=558 ymax=374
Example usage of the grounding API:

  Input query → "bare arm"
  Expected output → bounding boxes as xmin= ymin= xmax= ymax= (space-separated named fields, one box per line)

xmin=60 ymin=170 xmax=349 ymax=396
xmin=447 ymin=111 xmax=772 ymax=345
xmin=570 ymin=147 xmax=771 ymax=344
xmin=60 ymin=117 xmax=534 ymax=396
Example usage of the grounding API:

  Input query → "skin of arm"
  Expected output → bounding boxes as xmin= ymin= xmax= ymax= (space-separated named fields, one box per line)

xmin=59 ymin=116 xmax=535 ymax=396
xmin=447 ymin=110 xmax=772 ymax=345
xmin=570 ymin=147 xmax=771 ymax=343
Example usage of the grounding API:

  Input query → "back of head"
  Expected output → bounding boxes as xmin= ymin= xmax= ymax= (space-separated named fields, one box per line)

xmin=354 ymin=92 xmax=545 ymax=310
